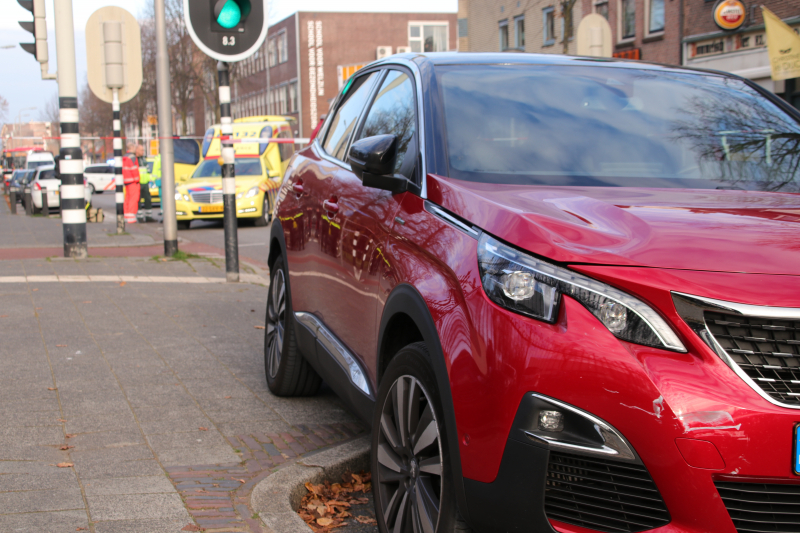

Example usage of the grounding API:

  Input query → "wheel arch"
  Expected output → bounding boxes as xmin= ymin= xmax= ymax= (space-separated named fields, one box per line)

xmin=268 ymin=217 xmax=286 ymax=271
xmin=377 ymin=283 xmax=471 ymax=524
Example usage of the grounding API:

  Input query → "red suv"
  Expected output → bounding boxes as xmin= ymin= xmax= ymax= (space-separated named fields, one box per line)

xmin=265 ymin=53 xmax=800 ymax=533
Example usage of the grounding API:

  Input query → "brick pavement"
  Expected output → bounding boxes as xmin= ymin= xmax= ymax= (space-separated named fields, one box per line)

xmin=0 ymin=252 xmax=363 ymax=533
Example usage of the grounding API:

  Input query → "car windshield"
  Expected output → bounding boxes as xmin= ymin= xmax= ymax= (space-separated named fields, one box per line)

xmin=191 ymin=158 xmax=263 ymax=178
xmin=28 ymin=160 xmax=52 ymax=169
xmin=437 ymin=65 xmax=800 ymax=191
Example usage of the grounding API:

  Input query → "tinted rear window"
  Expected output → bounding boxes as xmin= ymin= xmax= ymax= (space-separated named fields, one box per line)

xmin=437 ymin=65 xmax=800 ymax=192
xmin=174 ymin=140 xmax=200 ymax=165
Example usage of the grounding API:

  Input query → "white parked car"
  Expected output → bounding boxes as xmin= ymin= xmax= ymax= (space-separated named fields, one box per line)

xmin=83 ymin=163 xmax=115 ymax=195
xmin=31 ymin=165 xmax=91 ymax=214
xmin=26 ymin=151 xmax=55 ymax=169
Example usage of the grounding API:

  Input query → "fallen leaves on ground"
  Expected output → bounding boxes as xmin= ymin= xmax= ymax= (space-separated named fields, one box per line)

xmin=82 ymin=301 xmax=91 ymax=304
xmin=56 ymin=462 xmax=74 ymax=468
xmin=47 ymin=387 xmax=56 ymax=391
xmin=198 ymin=427 xmax=208 ymax=431
xmin=119 ymin=281 xmax=126 ymax=287
xmin=35 ymin=307 xmax=42 ymax=310
xmin=181 ymin=524 xmax=201 ymax=532
xmin=0 ymin=315 xmax=8 ymax=318
xmin=56 ymin=344 xmax=67 ymax=347
xmin=236 ymin=478 xmax=246 ymax=484
xmin=65 ymin=434 xmax=76 ymax=438
xmin=224 ymin=396 xmax=232 ymax=399
xmin=355 ymin=516 xmax=377 ymax=525
xmin=254 ymin=325 xmax=265 ymax=329
xmin=32 ymin=288 xmax=38 ymax=291
xmin=57 ymin=419 xmax=67 ymax=422
xmin=60 ymin=445 xmax=74 ymax=450
xmin=298 ymin=472 xmax=373 ymax=532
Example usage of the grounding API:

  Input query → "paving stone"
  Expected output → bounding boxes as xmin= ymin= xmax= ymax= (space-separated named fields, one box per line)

xmin=87 ymin=493 xmax=191 ymax=521
xmin=0 ymin=509 xmax=89 ymax=532
xmin=0 ymin=487 xmax=85 ymax=514
xmin=83 ymin=475 xmax=178 ymax=496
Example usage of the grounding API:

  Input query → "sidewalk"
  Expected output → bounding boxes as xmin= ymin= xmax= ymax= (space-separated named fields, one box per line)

xmin=0 ymin=255 xmax=364 ymax=532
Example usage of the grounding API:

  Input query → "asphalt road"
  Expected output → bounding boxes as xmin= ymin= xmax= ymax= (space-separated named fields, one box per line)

xmin=90 ymin=191 xmax=272 ymax=265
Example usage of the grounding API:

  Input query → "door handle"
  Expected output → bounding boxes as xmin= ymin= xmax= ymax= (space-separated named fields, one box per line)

xmin=292 ymin=181 xmax=304 ymax=194
xmin=323 ymin=199 xmax=339 ymax=213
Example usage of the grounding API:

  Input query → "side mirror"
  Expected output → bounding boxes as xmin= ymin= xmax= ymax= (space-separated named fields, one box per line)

xmin=348 ymin=135 xmax=408 ymax=194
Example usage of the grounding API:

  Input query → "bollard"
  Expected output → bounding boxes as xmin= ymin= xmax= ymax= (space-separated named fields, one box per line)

xmin=41 ymin=186 xmax=49 ymax=216
xmin=24 ymin=187 xmax=33 ymax=216
xmin=9 ymin=186 xmax=17 ymax=214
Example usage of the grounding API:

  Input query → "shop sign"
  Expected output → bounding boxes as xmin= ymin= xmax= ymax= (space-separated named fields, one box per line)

xmin=713 ymin=0 xmax=746 ymax=31
xmin=612 ymin=48 xmax=640 ymax=60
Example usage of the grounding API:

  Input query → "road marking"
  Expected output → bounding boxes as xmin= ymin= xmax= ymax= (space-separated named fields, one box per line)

xmin=0 ymin=274 xmax=269 ymax=284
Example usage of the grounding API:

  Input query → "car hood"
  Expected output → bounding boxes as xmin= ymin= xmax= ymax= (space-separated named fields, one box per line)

xmin=180 ymin=176 xmax=262 ymax=194
xmin=427 ymin=174 xmax=800 ymax=275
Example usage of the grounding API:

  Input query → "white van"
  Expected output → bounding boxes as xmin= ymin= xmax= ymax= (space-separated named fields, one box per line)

xmin=27 ymin=151 xmax=55 ymax=169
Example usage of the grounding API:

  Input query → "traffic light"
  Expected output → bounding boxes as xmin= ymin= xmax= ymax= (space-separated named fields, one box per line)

xmin=18 ymin=0 xmax=48 ymax=64
xmin=184 ymin=0 xmax=267 ymax=62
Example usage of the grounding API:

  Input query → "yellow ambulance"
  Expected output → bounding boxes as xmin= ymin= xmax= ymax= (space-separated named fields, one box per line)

xmin=174 ymin=116 xmax=296 ymax=229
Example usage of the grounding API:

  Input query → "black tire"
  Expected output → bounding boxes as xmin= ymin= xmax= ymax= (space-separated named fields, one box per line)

xmin=88 ymin=183 xmax=96 ymax=195
xmin=253 ymin=194 xmax=271 ymax=227
xmin=177 ymin=220 xmax=191 ymax=230
xmin=264 ymin=255 xmax=321 ymax=396
xmin=372 ymin=343 xmax=470 ymax=533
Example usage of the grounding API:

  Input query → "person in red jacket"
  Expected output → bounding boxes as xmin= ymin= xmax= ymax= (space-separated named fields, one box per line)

xmin=122 ymin=143 xmax=142 ymax=224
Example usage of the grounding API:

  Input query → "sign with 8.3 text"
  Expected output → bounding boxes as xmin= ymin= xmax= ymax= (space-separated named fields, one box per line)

xmin=183 ymin=0 xmax=268 ymax=62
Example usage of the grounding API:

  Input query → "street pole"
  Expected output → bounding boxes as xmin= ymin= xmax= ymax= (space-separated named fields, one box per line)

xmin=53 ymin=0 xmax=87 ymax=258
xmin=218 ymin=61 xmax=239 ymax=283
xmin=112 ymin=89 xmax=124 ymax=234
xmin=154 ymin=0 xmax=178 ymax=256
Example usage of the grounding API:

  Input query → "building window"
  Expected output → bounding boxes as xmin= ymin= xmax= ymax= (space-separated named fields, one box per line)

xmin=278 ymin=31 xmax=288 ymax=63
xmin=499 ymin=19 xmax=509 ymax=50
xmin=543 ymin=7 xmax=555 ymax=46
xmin=268 ymin=37 xmax=276 ymax=67
xmin=289 ymin=82 xmax=298 ymax=113
xmin=458 ymin=18 xmax=468 ymax=38
xmin=514 ymin=16 xmax=525 ymax=48
xmin=594 ymin=0 xmax=609 ymax=19
xmin=648 ymin=0 xmax=665 ymax=34
xmin=409 ymin=22 xmax=449 ymax=52
xmin=620 ymin=0 xmax=636 ymax=39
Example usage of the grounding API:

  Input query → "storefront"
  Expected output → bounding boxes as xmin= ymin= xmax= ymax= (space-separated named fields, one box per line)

xmin=683 ymin=1 xmax=800 ymax=106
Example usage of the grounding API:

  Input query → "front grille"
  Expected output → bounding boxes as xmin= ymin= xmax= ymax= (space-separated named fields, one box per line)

xmin=544 ymin=451 xmax=670 ymax=533
xmin=190 ymin=191 xmax=223 ymax=204
xmin=705 ymin=311 xmax=800 ymax=406
xmin=715 ymin=481 xmax=800 ymax=533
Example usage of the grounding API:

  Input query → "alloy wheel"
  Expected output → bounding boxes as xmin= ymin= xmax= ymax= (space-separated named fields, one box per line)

xmin=377 ymin=375 xmax=443 ymax=533
xmin=266 ymin=269 xmax=286 ymax=378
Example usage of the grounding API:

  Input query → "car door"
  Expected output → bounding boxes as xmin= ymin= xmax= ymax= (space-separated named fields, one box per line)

xmin=283 ymin=70 xmax=381 ymax=322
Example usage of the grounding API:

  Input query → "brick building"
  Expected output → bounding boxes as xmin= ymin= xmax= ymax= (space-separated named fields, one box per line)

xmin=458 ymin=0 xmax=584 ymax=55
xmin=683 ymin=0 xmax=800 ymax=100
xmin=231 ymin=11 xmax=458 ymax=137
xmin=579 ymin=0 xmax=682 ymax=63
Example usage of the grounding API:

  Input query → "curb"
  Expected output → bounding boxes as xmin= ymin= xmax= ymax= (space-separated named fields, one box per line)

xmin=252 ymin=436 xmax=371 ymax=533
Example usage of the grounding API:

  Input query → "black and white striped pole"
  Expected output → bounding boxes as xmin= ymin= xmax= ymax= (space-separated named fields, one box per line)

xmin=54 ymin=0 xmax=87 ymax=258
xmin=218 ymin=61 xmax=239 ymax=283
xmin=112 ymin=88 xmax=124 ymax=233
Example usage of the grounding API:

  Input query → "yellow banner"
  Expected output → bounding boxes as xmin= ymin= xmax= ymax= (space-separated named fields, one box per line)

xmin=763 ymin=6 xmax=800 ymax=81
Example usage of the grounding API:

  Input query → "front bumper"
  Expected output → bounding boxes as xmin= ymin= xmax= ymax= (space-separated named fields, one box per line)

xmin=455 ymin=272 xmax=800 ymax=533
xmin=175 ymin=193 xmax=265 ymax=221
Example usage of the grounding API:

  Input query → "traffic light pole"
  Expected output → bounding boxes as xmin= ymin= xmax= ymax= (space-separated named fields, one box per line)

xmin=218 ymin=61 xmax=239 ymax=283
xmin=155 ymin=0 xmax=178 ymax=256
xmin=53 ymin=0 xmax=87 ymax=258
xmin=112 ymin=88 xmax=125 ymax=234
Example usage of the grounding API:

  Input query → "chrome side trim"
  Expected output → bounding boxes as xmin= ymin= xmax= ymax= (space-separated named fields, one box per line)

xmin=424 ymin=201 xmax=480 ymax=239
xmin=525 ymin=393 xmax=638 ymax=462
xmin=672 ymin=291 xmax=800 ymax=410
xmin=294 ymin=312 xmax=372 ymax=397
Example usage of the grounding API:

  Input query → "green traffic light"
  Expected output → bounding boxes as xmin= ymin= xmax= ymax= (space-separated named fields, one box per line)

xmin=216 ymin=0 xmax=241 ymax=29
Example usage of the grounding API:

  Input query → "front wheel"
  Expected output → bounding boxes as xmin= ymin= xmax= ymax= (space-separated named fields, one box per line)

xmin=177 ymin=220 xmax=191 ymax=230
xmin=253 ymin=194 xmax=271 ymax=227
xmin=372 ymin=343 xmax=469 ymax=533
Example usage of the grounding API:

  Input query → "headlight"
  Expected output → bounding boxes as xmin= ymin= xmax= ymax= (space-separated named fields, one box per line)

xmin=237 ymin=186 xmax=259 ymax=199
xmin=477 ymin=233 xmax=686 ymax=352
xmin=175 ymin=192 xmax=189 ymax=201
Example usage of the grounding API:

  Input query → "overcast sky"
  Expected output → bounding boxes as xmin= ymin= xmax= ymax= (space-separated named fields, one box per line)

xmin=1 ymin=0 xmax=456 ymax=127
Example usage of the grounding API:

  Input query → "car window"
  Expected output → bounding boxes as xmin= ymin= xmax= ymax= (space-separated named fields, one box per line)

xmin=278 ymin=129 xmax=295 ymax=162
xmin=323 ymin=72 xmax=380 ymax=161
xmin=357 ymin=70 xmax=417 ymax=178
xmin=191 ymin=158 xmax=263 ymax=178
xmin=174 ymin=139 xmax=200 ymax=165
xmin=85 ymin=166 xmax=100 ymax=174
xmin=38 ymin=169 xmax=56 ymax=181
